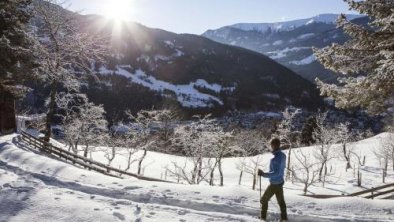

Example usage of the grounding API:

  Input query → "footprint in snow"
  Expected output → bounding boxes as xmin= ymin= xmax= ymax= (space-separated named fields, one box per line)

xmin=194 ymin=191 xmax=200 ymax=194
xmin=123 ymin=186 xmax=141 ymax=191
xmin=179 ymin=219 xmax=186 ymax=222
xmin=177 ymin=210 xmax=189 ymax=216
xmin=54 ymin=197 xmax=61 ymax=200
xmin=93 ymin=208 xmax=100 ymax=211
xmin=113 ymin=212 xmax=125 ymax=221
xmin=134 ymin=205 xmax=142 ymax=215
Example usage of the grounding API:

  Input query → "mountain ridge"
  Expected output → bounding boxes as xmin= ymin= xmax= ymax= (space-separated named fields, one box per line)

xmin=202 ymin=14 xmax=369 ymax=83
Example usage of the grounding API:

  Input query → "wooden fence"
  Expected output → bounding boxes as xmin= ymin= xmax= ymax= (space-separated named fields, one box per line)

xmin=304 ymin=181 xmax=394 ymax=199
xmin=21 ymin=131 xmax=172 ymax=183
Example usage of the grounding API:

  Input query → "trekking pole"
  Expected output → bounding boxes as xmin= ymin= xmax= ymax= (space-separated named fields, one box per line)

xmin=259 ymin=175 xmax=262 ymax=220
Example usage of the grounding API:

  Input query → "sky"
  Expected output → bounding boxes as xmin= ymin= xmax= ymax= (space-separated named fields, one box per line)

xmin=67 ymin=0 xmax=357 ymax=34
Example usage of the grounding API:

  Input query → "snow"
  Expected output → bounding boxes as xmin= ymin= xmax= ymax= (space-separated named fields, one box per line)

xmin=289 ymin=54 xmax=316 ymax=65
xmin=297 ymin=33 xmax=315 ymax=40
xmin=162 ymin=40 xmax=184 ymax=57
xmin=193 ymin=79 xmax=222 ymax=93
xmin=98 ymin=66 xmax=233 ymax=108
xmin=229 ymin=14 xmax=363 ymax=33
xmin=272 ymin=40 xmax=283 ymax=46
xmin=1 ymin=133 xmax=394 ymax=221
xmin=267 ymin=47 xmax=310 ymax=59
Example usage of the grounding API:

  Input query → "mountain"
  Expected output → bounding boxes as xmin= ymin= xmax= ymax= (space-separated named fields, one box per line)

xmin=72 ymin=15 xmax=324 ymax=120
xmin=202 ymin=14 xmax=367 ymax=83
xmin=26 ymin=5 xmax=325 ymax=121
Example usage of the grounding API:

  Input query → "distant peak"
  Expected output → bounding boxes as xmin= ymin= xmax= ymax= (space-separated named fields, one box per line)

xmin=227 ymin=14 xmax=363 ymax=33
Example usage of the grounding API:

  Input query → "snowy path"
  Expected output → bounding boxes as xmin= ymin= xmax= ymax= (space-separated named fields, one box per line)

xmin=1 ymin=134 xmax=394 ymax=221
xmin=0 ymin=158 xmax=342 ymax=222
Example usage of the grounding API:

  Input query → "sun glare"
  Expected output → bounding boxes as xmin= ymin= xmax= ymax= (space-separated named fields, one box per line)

xmin=104 ymin=0 xmax=133 ymax=22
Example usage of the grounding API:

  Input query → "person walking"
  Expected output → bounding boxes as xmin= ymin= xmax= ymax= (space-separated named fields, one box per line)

xmin=258 ymin=138 xmax=288 ymax=221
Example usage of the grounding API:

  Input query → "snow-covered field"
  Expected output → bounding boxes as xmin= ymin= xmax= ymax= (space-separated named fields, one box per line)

xmin=1 ymin=133 xmax=394 ymax=222
xmin=98 ymin=66 xmax=233 ymax=108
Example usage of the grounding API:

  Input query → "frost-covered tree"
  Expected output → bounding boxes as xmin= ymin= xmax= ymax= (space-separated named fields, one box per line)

xmin=102 ymin=131 xmax=123 ymax=167
xmin=376 ymin=134 xmax=394 ymax=182
xmin=168 ymin=115 xmax=217 ymax=184
xmin=32 ymin=0 xmax=108 ymax=141
xmin=57 ymin=92 xmax=88 ymax=152
xmin=314 ymin=0 xmax=394 ymax=114
xmin=119 ymin=125 xmax=140 ymax=172
xmin=275 ymin=107 xmax=301 ymax=180
xmin=336 ymin=122 xmax=353 ymax=170
xmin=234 ymin=129 xmax=268 ymax=190
xmin=125 ymin=110 xmax=157 ymax=175
xmin=207 ymin=127 xmax=234 ymax=186
xmin=155 ymin=109 xmax=179 ymax=143
xmin=59 ymin=94 xmax=108 ymax=158
xmin=312 ymin=112 xmax=338 ymax=182
xmin=0 ymin=0 xmax=38 ymax=96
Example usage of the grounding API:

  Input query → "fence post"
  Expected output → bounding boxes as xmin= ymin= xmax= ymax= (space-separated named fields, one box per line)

xmin=371 ymin=188 xmax=374 ymax=199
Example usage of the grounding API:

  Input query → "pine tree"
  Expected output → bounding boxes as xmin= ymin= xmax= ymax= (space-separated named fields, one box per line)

xmin=314 ymin=0 xmax=394 ymax=114
xmin=0 ymin=0 xmax=38 ymax=96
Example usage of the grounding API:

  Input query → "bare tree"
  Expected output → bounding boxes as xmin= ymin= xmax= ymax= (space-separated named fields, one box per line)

xmin=32 ymin=0 xmax=108 ymax=142
xmin=291 ymin=149 xmax=320 ymax=195
xmin=121 ymin=131 xmax=140 ymax=172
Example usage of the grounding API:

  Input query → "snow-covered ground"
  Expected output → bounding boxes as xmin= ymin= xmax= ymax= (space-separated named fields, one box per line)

xmin=1 ymin=133 xmax=394 ymax=222
xmin=98 ymin=66 xmax=233 ymax=108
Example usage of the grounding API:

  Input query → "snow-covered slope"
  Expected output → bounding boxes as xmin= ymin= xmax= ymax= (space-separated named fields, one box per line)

xmin=1 ymin=133 xmax=393 ymax=221
xmin=202 ymin=14 xmax=369 ymax=83
xmin=229 ymin=14 xmax=363 ymax=33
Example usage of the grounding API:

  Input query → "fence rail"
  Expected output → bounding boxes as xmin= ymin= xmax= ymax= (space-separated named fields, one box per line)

xmin=21 ymin=131 xmax=171 ymax=183
xmin=304 ymin=181 xmax=394 ymax=199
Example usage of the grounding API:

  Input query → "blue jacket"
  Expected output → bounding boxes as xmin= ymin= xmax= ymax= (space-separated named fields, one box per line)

xmin=263 ymin=150 xmax=286 ymax=184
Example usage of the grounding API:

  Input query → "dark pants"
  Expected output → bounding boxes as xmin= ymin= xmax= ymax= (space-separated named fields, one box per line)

xmin=260 ymin=182 xmax=287 ymax=220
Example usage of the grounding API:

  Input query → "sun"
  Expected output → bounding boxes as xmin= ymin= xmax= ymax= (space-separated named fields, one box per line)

xmin=104 ymin=0 xmax=133 ymax=22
